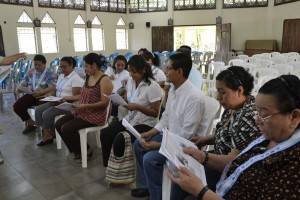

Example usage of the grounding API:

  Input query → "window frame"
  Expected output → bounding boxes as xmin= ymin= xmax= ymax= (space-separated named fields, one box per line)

xmin=174 ymin=0 xmax=216 ymax=11
xmin=274 ymin=0 xmax=299 ymax=6
xmin=129 ymin=0 xmax=168 ymax=13
xmin=223 ymin=0 xmax=268 ymax=8
xmin=38 ymin=0 xmax=85 ymax=10
xmin=0 ymin=0 xmax=33 ymax=6
xmin=90 ymin=0 xmax=126 ymax=13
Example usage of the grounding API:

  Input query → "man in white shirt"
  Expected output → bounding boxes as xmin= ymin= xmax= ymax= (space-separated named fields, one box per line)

xmin=131 ymin=53 xmax=208 ymax=199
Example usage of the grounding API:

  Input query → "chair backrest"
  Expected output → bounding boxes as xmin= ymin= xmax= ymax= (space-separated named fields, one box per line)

xmin=206 ymin=61 xmax=225 ymax=80
xmin=254 ymin=67 xmax=279 ymax=79
xmin=237 ymin=55 xmax=248 ymax=61
xmin=228 ymin=58 xmax=245 ymax=66
xmin=271 ymin=56 xmax=287 ymax=64
xmin=202 ymin=96 xmax=220 ymax=137
xmin=270 ymin=64 xmax=293 ymax=75
xmin=288 ymin=61 xmax=300 ymax=69
xmin=258 ymin=59 xmax=272 ymax=68
xmin=288 ymin=52 xmax=299 ymax=57
xmin=271 ymin=52 xmax=281 ymax=57
xmin=241 ymin=63 xmax=256 ymax=74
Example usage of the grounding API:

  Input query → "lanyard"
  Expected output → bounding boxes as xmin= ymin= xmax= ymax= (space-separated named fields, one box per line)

xmin=56 ymin=72 xmax=74 ymax=97
xmin=32 ymin=69 xmax=47 ymax=91
xmin=216 ymin=129 xmax=300 ymax=197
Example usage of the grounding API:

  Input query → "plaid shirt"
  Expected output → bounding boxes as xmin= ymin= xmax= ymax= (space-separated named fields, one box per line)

xmin=214 ymin=96 xmax=261 ymax=155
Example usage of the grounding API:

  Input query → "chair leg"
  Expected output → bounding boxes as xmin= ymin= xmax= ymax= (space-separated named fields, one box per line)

xmin=0 ymin=93 xmax=3 ymax=113
xmin=79 ymin=130 xmax=88 ymax=168
xmin=55 ymin=129 xmax=62 ymax=149
xmin=95 ymin=130 xmax=102 ymax=148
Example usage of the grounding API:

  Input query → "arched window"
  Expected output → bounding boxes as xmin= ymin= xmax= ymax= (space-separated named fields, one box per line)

xmin=40 ymin=12 xmax=59 ymax=53
xmin=16 ymin=11 xmax=37 ymax=54
xmin=73 ymin=14 xmax=88 ymax=52
xmin=91 ymin=16 xmax=105 ymax=51
xmin=116 ymin=17 xmax=128 ymax=50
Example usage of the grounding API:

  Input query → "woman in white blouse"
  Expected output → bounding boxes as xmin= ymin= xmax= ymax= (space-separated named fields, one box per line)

xmin=35 ymin=56 xmax=84 ymax=146
xmin=105 ymin=55 xmax=130 ymax=120
xmin=100 ymin=55 xmax=162 ymax=167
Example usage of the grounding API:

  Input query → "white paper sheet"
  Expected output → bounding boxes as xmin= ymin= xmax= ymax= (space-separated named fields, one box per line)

xmin=122 ymin=118 xmax=145 ymax=143
xmin=40 ymin=96 xmax=63 ymax=102
xmin=159 ymin=129 xmax=207 ymax=185
xmin=55 ymin=102 xmax=75 ymax=111
xmin=104 ymin=93 xmax=127 ymax=106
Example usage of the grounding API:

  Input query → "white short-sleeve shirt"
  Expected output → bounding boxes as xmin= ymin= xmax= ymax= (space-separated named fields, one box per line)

xmin=125 ymin=78 xmax=162 ymax=127
xmin=105 ymin=67 xmax=130 ymax=93
xmin=152 ymin=65 xmax=166 ymax=82
xmin=56 ymin=71 xmax=84 ymax=97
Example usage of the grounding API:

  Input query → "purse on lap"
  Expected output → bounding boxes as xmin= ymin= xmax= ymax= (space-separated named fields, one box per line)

xmin=106 ymin=131 xmax=135 ymax=184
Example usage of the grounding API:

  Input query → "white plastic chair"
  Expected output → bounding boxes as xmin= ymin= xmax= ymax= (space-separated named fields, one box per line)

xmin=253 ymin=67 xmax=279 ymax=79
xmin=288 ymin=61 xmax=300 ymax=69
xmin=258 ymin=59 xmax=272 ymax=68
xmin=270 ymin=64 xmax=293 ymax=75
xmin=288 ymin=52 xmax=299 ymax=57
xmin=78 ymin=101 xmax=111 ymax=168
xmin=228 ymin=58 xmax=245 ymax=67
xmin=241 ymin=63 xmax=256 ymax=74
xmin=271 ymin=56 xmax=287 ymax=64
xmin=54 ymin=114 xmax=65 ymax=150
xmin=270 ymin=52 xmax=281 ymax=57
xmin=237 ymin=55 xmax=249 ymax=62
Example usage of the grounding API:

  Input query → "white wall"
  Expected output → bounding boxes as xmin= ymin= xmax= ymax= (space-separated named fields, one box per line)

xmin=0 ymin=0 xmax=300 ymax=62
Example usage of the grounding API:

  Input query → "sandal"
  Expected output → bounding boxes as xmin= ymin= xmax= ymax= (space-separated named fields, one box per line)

xmin=76 ymin=147 xmax=93 ymax=163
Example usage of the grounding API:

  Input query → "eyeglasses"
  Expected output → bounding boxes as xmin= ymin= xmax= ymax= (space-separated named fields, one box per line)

xmin=166 ymin=66 xmax=174 ymax=70
xmin=254 ymin=112 xmax=282 ymax=123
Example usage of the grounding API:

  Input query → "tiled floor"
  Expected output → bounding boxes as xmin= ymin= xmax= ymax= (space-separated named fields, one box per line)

xmin=0 ymin=94 xmax=148 ymax=200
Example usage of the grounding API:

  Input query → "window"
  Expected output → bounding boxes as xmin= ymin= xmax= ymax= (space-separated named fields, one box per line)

xmin=90 ymin=0 xmax=126 ymax=13
xmin=129 ymin=0 xmax=167 ymax=12
xmin=116 ymin=29 xmax=128 ymax=50
xmin=73 ymin=15 xmax=88 ymax=52
xmin=17 ymin=27 xmax=37 ymax=54
xmin=40 ymin=12 xmax=59 ymax=53
xmin=174 ymin=0 xmax=216 ymax=10
xmin=73 ymin=28 xmax=88 ymax=52
xmin=40 ymin=28 xmax=58 ymax=53
xmin=91 ymin=16 xmax=104 ymax=51
xmin=38 ymin=0 xmax=85 ymax=9
xmin=116 ymin=18 xmax=128 ymax=50
xmin=275 ymin=0 xmax=300 ymax=5
xmin=223 ymin=0 xmax=268 ymax=8
xmin=0 ymin=0 xmax=32 ymax=6
xmin=17 ymin=11 xmax=37 ymax=54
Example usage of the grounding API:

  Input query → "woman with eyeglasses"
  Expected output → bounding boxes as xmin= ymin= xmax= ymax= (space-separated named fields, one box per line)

xmin=184 ymin=66 xmax=261 ymax=195
xmin=169 ymin=74 xmax=300 ymax=199
xmin=34 ymin=56 xmax=84 ymax=146
xmin=104 ymin=55 xmax=130 ymax=121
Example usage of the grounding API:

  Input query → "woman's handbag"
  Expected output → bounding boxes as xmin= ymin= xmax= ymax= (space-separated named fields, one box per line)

xmin=106 ymin=131 xmax=135 ymax=184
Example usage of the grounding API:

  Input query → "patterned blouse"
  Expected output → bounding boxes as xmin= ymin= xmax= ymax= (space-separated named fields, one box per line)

xmin=214 ymin=96 xmax=261 ymax=155
xmin=73 ymin=75 xmax=107 ymax=126
xmin=23 ymin=68 xmax=57 ymax=91
xmin=224 ymin=141 xmax=300 ymax=199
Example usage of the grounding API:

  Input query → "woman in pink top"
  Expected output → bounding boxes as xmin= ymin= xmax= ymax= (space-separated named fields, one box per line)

xmin=55 ymin=53 xmax=113 ymax=162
